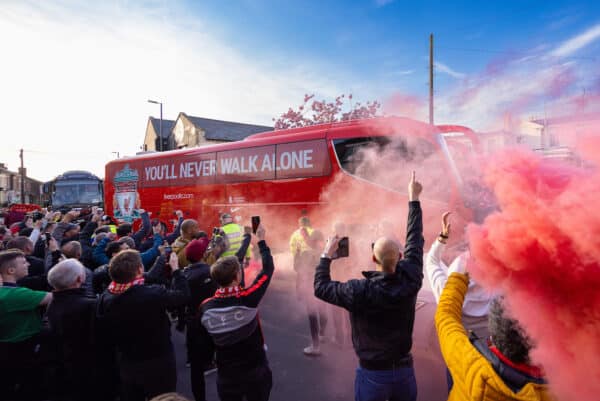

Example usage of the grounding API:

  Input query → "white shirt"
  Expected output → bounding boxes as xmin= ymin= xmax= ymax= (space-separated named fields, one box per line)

xmin=425 ymin=240 xmax=492 ymax=318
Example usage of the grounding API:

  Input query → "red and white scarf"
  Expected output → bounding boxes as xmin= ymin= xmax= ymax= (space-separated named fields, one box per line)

xmin=108 ymin=277 xmax=145 ymax=294
xmin=215 ymin=285 xmax=243 ymax=298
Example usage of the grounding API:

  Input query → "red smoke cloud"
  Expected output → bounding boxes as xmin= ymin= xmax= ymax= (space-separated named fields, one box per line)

xmin=467 ymin=131 xmax=600 ymax=401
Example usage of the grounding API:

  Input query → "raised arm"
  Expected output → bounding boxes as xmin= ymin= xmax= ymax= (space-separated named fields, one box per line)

xmin=236 ymin=232 xmax=252 ymax=287
xmin=44 ymin=237 xmax=62 ymax=271
xmin=425 ymin=212 xmax=452 ymax=303
xmin=160 ymin=252 xmax=191 ymax=308
xmin=131 ymin=210 xmax=151 ymax=249
xmin=165 ymin=211 xmax=184 ymax=244
xmin=140 ymin=225 xmax=164 ymax=270
xmin=402 ymin=171 xmax=424 ymax=267
xmin=435 ymin=273 xmax=486 ymax=390
xmin=425 ymin=241 xmax=448 ymax=303
xmin=79 ymin=215 xmax=99 ymax=249
xmin=313 ymin=235 xmax=362 ymax=311
xmin=242 ymin=226 xmax=275 ymax=307
xmin=144 ymin=253 xmax=169 ymax=285
xmin=93 ymin=236 xmax=111 ymax=266
xmin=29 ymin=219 xmax=43 ymax=244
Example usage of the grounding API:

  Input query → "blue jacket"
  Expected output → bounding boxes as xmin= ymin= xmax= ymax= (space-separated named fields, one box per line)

xmin=93 ymin=234 xmax=163 ymax=270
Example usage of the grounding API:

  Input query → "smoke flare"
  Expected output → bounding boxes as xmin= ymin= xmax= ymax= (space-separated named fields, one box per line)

xmin=467 ymin=135 xmax=600 ymax=401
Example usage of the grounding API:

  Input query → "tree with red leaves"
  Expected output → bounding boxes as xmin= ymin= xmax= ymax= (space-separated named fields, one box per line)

xmin=273 ymin=94 xmax=382 ymax=130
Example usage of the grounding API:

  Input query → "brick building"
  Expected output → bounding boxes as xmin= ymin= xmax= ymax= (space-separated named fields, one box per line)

xmin=0 ymin=163 xmax=43 ymax=206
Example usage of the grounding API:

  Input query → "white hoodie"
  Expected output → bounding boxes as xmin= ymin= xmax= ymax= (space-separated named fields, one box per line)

xmin=425 ymin=240 xmax=492 ymax=319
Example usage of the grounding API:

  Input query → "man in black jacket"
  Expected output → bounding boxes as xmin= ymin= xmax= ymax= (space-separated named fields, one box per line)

xmin=47 ymin=259 xmax=117 ymax=401
xmin=314 ymin=172 xmax=424 ymax=401
xmin=185 ymin=231 xmax=252 ymax=401
xmin=96 ymin=249 xmax=190 ymax=401
xmin=195 ymin=224 xmax=273 ymax=401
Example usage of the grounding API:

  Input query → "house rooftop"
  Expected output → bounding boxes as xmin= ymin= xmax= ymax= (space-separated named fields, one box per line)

xmin=149 ymin=117 xmax=175 ymax=138
xmin=183 ymin=114 xmax=273 ymax=141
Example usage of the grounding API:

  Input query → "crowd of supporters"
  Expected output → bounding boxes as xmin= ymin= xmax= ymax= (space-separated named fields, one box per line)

xmin=0 ymin=207 xmax=270 ymax=401
xmin=0 ymin=172 xmax=555 ymax=401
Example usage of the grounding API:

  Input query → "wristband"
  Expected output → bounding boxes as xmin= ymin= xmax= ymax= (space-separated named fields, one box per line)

xmin=438 ymin=232 xmax=449 ymax=239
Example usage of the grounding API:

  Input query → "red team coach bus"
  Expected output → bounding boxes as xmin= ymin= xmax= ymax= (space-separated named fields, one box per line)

xmin=105 ymin=116 xmax=481 ymax=245
xmin=104 ymin=116 xmax=484 ymax=400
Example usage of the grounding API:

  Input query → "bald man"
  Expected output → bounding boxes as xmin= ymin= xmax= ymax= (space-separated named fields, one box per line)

xmin=314 ymin=172 xmax=424 ymax=401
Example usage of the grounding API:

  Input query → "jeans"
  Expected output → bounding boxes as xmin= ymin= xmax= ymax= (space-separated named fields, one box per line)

xmin=354 ymin=366 xmax=417 ymax=401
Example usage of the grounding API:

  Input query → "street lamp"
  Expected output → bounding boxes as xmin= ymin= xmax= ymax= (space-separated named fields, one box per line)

xmin=147 ymin=99 xmax=163 ymax=151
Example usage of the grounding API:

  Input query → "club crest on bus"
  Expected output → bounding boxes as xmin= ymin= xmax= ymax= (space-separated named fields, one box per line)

xmin=113 ymin=164 xmax=142 ymax=223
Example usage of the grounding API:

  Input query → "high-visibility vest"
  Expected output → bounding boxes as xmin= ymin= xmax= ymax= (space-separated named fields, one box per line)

xmin=289 ymin=227 xmax=314 ymax=255
xmin=220 ymin=223 xmax=247 ymax=258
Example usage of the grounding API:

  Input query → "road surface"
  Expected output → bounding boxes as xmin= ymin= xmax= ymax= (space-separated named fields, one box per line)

xmin=171 ymin=266 xmax=448 ymax=401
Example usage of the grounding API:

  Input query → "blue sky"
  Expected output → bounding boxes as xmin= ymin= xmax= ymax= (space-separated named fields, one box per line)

xmin=0 ymin=0 xmax=599 ymax=180
xmin=194 ymin=0 xmax=600 ymax=94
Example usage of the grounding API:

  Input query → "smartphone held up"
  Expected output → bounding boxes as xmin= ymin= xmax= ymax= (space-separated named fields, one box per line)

xmin=251 ymin=216 xmax=260 ymax=234
xmin=332 ymin=236 xmax=349 ymax=259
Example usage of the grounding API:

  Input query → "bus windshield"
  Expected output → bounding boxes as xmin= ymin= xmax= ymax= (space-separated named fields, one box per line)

xmin=332 ymin=136 xmax=454 ymax=201
xmin=52 ymin=180 xmax=102 ymax=207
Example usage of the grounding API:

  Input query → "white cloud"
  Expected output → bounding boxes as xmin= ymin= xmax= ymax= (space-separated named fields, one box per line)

xmin=0 ymin=1 xmax=352 ymax=181
xmin=551 ymin=23 xmax=600 ymax=57
xmin=431 ymin=24 xmax=600 ymax=131
xmin=433 ymin=57 xmax=587 ymax=131
xmin=434 ymin=61 xmax=466 ymax=79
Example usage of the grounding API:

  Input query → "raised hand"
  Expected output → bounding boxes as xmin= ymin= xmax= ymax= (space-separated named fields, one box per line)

xmin=168 ymin=251 xmax=179 ymax=271
xmin=323 ymin=235 xmax=340 ymax=259
xmin=255 ymin=224 xmax=266 ymax=241
xmin=442 ymin=212 xmax=451 ymax=237
xmin=408 ymin=171 xmax=423 ymax=202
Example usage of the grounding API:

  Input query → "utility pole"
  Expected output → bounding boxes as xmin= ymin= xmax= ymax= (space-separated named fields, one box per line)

xmin=19 ymin=148 xmax=25 ymax=203
xmin=429 ymin=33 xmax=434 ymax=125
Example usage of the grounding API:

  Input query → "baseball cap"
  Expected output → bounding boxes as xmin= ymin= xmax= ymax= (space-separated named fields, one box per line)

xmin=185 ymin=237 xmax=210 ymax=264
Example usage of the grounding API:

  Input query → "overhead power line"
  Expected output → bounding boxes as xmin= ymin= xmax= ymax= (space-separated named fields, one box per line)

xmin=437 ymin=45 xmax=597 ymax=62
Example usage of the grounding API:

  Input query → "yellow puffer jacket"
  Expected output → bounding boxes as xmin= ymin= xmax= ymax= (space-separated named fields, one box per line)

xmin=435 ymin=273 xmax=556 ymax=401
